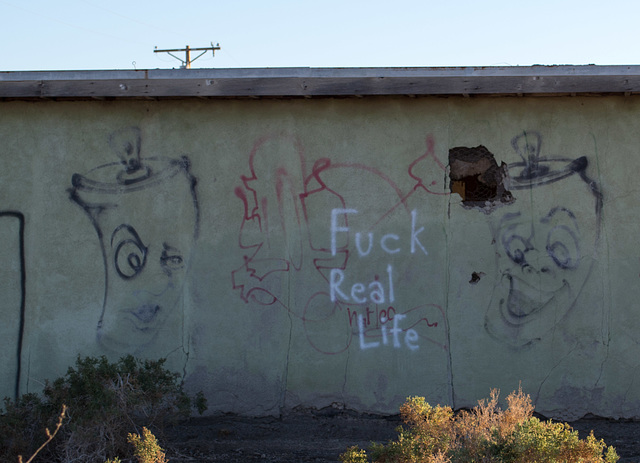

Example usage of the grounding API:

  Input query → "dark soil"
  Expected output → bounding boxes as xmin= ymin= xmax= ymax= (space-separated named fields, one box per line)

xmin=570 ymin=417 xmax=640 ymax=463
xmin=162 ymin=410 xmax=640 ymax=462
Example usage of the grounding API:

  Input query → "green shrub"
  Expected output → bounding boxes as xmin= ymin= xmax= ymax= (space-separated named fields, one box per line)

xmin=0 ymin=393 xmax=48 ymax=460
xmin=0 ymin=355 xmax=207 ymax=463
xmin=341 ymin=446 xmax=369 ymax=463
xmin=127 ymin=427 xmax=167 ymax=463
xmin=15 ymin=404 xmax=67 ymax=463
xmin=500 ymin=417 xmax=619 ymax=463
xmin=341 ymin=386 xmax=618 ymax=463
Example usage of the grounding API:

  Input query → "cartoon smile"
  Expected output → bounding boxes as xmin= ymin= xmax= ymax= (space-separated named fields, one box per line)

xmin=503 ymin=273 xmax=568 ymax=320
xmin=128 ymin=304 xmax=161 ymax=330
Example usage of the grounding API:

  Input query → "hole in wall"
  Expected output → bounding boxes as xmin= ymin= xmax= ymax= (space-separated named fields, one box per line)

xmin=449 ymin=145 xmax=514 ymax=212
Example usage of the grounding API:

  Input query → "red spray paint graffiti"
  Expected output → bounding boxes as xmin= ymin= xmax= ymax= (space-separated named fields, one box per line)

xmin=232 ymin=133 xmax=449 ymax=354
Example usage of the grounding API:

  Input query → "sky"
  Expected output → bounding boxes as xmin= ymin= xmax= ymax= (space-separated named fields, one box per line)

xmin=2 ymin=0 xmax=640 ymax=72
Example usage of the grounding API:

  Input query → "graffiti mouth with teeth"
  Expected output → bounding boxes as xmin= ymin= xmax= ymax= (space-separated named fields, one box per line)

xmin=502 ymin=273 xmax=569 ymax=320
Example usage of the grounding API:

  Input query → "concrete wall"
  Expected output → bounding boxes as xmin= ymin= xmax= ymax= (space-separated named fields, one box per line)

xmin=0 ymin=95 xmax=638 ymax=420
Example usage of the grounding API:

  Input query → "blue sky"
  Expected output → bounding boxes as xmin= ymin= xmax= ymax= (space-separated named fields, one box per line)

xmin=2 ymin=0 xmax=639 ymax=71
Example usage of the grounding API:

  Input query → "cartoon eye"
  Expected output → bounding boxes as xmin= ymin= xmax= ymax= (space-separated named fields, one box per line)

xmin=162 ymin=255 xmax=183 ymax=267
xmin=112 ymin=225 xmax=148 ymax=280
xmin=160 ymin=244 xmax=184 ymax=276
xmin=502 ymin=233 xmax=531 ymax=266
xmin=546 ymin=225 xmax=579 ymax=270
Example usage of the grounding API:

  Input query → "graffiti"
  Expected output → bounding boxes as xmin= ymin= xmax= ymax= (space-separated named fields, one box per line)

xmin=357 ymin=313 xmax=419 ymax=351
xmin=0 ymin=211 xmax=26 ymax=399
xmin=232 ymin=129 xmax=599 ymax=353
xmin=482 ymin=131 xmax=603 ymax=348
xmin=347 ymin=304 xmax=441 ymax=351
xmin=232 ymin=133 xmax=448 ymax=354
xmin=69 ymin=127 xmax=199 ymax=354
xmin=330 ymin=208 xmax=428 ymax=257
xmin=330 ymin=264 xmax=395 ymax=304
xmin=329 ymin=208 xmax=432 ymax=303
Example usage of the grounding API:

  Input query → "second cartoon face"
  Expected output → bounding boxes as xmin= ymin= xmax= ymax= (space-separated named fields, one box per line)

xmin=497 ymin=204 xmax=581 ymax=319
xmin=486 ymin=171 xmax=600 ymax=346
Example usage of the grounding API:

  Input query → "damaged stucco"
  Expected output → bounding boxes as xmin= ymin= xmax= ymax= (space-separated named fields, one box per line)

xmin=0 ymin=92 xmax=638 ymax=420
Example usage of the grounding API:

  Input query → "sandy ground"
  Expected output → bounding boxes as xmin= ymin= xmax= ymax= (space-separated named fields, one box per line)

xmin=162 ymin=410 xmax=640 ymax=462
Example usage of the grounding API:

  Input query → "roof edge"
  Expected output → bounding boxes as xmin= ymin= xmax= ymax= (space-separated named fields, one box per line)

xmin=2 ymin=65 xmax=640 ymax=99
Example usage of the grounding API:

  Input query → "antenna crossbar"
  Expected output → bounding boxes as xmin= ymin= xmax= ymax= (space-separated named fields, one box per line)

xmin=154 ymin=43 xmax=221 ymax=69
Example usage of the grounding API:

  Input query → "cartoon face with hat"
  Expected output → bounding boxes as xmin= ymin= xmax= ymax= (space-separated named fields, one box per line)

xmin=70 ymin=127 xmax=199 ymax=353
xmin=484 ymin=130 xmax=602 ymax=348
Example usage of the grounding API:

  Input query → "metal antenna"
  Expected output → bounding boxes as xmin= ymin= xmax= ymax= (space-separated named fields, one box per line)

xmin=154 ymin=43 xmax=221 ymax=69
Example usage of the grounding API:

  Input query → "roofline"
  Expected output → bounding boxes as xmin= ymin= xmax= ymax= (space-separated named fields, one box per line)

xmin=2 ymin=65 xmax=640 ymax=99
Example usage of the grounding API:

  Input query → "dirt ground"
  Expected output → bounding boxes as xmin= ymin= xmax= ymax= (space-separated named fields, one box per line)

xmin=162 ymin=410 xmax=640 ymax=462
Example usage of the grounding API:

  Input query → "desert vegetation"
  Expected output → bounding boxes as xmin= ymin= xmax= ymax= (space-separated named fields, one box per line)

xmin=0 ymin=355 xmax=206 ymax=463
xmin=340 ymin=386 xmax=618 ymax=463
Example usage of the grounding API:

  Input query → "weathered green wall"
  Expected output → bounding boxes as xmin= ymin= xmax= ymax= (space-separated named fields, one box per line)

xmin=0 ymin=96 xmax=637 ymax=419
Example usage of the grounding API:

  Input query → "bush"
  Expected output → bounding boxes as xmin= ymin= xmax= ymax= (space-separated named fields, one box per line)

xmin=340 ymin=386 xmax=618 ymax=463
xmin=127 ymin=427 xmax=167 ymax=463
xmin=0 ymin=355 xmax=207 ymax=463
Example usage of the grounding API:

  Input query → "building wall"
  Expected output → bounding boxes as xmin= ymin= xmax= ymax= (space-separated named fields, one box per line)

xmin=0 ymin=96 xmax=637 ymax=419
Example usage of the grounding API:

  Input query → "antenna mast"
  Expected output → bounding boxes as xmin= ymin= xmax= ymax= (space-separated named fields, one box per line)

xmin=154 ymin=43 xmax=221 ymax=69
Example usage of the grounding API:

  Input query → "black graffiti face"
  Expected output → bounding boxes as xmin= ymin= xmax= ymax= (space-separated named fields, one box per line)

xmin=480 ymin=130 xmax=605 ymax=349
xmin=108 ymin=223 xmax=189 ymax=334
xmin=69 ymin=127 xmax=200 ymax=355
xmin=497 ymin=207 xmax=583 ymax=319
xmin=491 ymin=173 xmax=598 ymax=329
xmin=96 ymin=177 xmax=198 ymax=352
xmin=112 ymin=225 xmax=185 ymax=281
xmin=500 ymin=207 xmax=580 ymax=275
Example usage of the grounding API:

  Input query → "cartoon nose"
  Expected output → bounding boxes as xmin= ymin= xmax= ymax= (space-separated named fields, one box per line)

xmin=520 ymin=251 xmax=556 ymax=277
